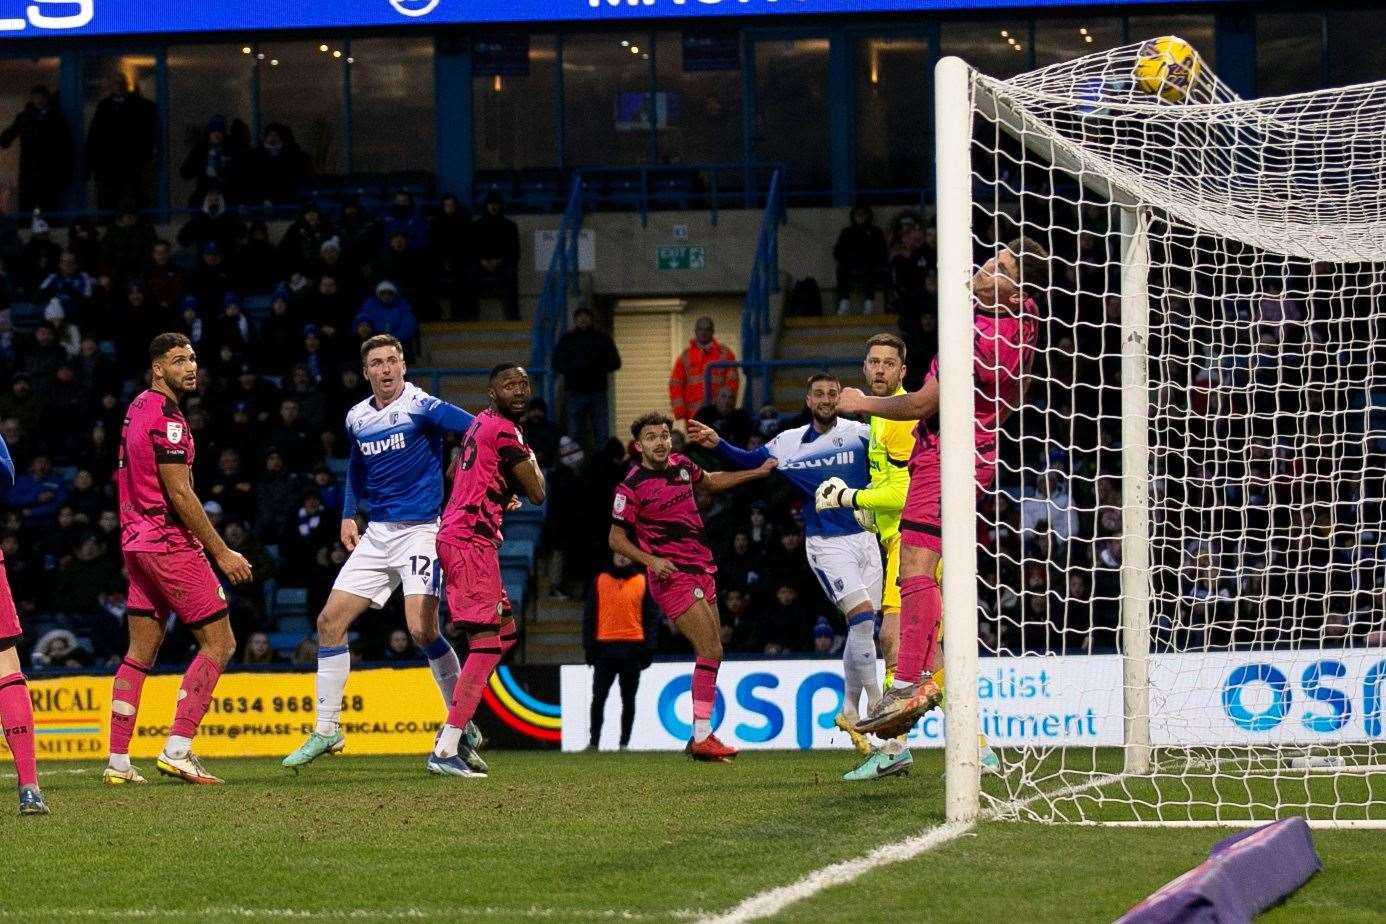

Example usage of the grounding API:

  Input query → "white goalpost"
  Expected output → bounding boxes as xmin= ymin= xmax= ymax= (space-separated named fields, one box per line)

xmin=936 ymin=40 xmax=1386 ymax=827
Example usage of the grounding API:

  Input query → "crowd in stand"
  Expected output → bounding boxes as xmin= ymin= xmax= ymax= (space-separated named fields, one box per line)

xmin=0 ymin=105 xmax=526 ymax=669
xmin=10 ymin=97 xmax=1379 ymax=674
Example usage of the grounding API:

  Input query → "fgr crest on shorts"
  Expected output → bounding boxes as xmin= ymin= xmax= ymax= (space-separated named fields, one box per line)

xmin=333 ymin=521 xmax=442 ymax=608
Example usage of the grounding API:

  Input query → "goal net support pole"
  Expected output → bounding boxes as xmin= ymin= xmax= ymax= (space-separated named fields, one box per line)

xmin=936 ymin=54 xmax=982 ymax=825
xmin=1120 ymin=205 xmax=1153 ymax=776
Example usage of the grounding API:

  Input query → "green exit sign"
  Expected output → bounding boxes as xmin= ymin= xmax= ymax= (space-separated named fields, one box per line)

xmin=657 ymin=245 xmax=706 ymax=270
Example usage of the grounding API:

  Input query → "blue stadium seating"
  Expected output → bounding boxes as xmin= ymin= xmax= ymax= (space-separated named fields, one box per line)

xmin=273 ymin=586 xmax=309 ymax=619
xmin=267 ymin=631 xmax=307 ymax=657
xmin=499 ymin=539 xmax=535 ymax=569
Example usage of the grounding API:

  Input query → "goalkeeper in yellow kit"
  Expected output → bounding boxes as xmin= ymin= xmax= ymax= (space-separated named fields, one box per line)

xmin=817 ymin=333 xmax=999 ymax=780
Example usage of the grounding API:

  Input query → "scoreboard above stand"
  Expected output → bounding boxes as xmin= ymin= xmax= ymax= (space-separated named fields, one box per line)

xmin=0 ymin=0 xmax=1235 ymax=39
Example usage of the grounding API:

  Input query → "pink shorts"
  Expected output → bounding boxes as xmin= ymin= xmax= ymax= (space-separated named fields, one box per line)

xmin=438 ymin=539 xmax=512 ymax=627
xmin=901 ymin=445 xmax=996 ymax=553
xmin=125 ymin=549 xmax=228 ymax=626
xmin=648 ymin=569 xmax=717 ymax=620
xmin=0 ymin=556 xmax=21 ymax=648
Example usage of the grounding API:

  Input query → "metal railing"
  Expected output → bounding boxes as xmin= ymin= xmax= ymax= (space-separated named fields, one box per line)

xmin=570 ymin=161 xmax=786 ymax=227
xmin=703 ymin=357 xmax=858 ymax=411
xmin=736 ymin=168 xmax=786 ymax=409
xmin=529 ymin=174 xmax=585 ymax=410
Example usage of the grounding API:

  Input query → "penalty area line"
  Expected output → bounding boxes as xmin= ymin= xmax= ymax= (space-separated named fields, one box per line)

xmin=699 ymin=821 xmax=974 ymax=924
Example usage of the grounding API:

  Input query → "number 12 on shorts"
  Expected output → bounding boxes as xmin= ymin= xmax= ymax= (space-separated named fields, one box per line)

xmin=410 ymin=555 xmax=440 ymax=593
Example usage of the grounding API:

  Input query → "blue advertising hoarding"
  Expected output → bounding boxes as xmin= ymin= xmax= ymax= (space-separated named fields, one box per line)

xmin=0 ymin=0 xmax=1228 ymax=39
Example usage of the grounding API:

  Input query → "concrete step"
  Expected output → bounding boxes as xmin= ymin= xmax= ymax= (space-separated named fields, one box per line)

xmin=532 ymin=603 xmax=584 ymax=626
xmin=420 ymin=321 xmax=533 ymax=371
xmin=527 ymin=628 xmax=582 ymax=647
xmin=523 ymin=641 xmax=584 ymax=665
xmin=529 ymin=618 xmax=582 ymax=636
xmin=777 ymin=316 xmax=891 ymax=361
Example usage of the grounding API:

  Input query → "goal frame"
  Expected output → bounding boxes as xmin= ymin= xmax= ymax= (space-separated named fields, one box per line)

xmin=935 ymin=54 xmax=1158 ymax=823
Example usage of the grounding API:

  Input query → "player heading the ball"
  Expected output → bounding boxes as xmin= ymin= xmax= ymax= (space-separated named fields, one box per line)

xmin=835 ymin=236 xmax=1049 ymax=742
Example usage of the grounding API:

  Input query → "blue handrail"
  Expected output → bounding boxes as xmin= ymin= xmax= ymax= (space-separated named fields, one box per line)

xmin=737 ymin=168 xmax=786 ymax=409
xmin=703 ymin=357 xmax=859 ymax=410
xmin=529 ymin=175 xmax=585 ymax=409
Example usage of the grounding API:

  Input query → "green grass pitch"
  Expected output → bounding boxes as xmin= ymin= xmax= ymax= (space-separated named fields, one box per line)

xmin=1 ymin=751 xmax=1380 ymax=922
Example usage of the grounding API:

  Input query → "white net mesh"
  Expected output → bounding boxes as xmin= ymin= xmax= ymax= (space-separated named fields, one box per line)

xmin=956 ymin=38 xmax=1386 ymax=825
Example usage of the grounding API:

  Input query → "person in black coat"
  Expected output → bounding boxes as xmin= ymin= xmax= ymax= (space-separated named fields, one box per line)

xmin=177 ymin=188 xmax=246 ymax=257
xmin=179 ymin=114 xmax=245 ymax=208
xmin=85 ymin=74 xmax=158 ymax=210
xmin=429 ymin=193 xmax=472 ymax=320
xmin=551 ymin=307 xmax=621 ymax=448
xmin=832 ymin=203 xmax=888 ymax=316
xmin=0 ymin=86 xmax=72 ymax=214
xmin=243 ymin=123 xmax=310 ymax=207
xmin=469 ymin=191 xmax=521 ymax=320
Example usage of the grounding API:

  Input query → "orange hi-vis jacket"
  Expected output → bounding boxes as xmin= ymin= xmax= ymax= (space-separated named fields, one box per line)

xmin=668 ymin=338 xmax=738 ymax=420
xmin=594 ymin=572 xmax=648 ymax=642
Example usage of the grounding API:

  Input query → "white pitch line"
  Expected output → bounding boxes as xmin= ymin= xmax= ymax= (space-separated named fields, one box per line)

xmin=703 ymin=770 xmax=1130 ymax=923
xmin=0 ymin=907 xmax=705 ymax=921
xmin=699 ymin=821 xmax=973 ymax=924
xmin=1 ymin=767 xmax=93 ymax=780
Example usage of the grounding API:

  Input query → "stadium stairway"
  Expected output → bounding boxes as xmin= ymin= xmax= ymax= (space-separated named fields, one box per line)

xmin=419 ymin=320 xmax=533 ymax=410
xmin=771 ymin=315 xmax=884 ymax=413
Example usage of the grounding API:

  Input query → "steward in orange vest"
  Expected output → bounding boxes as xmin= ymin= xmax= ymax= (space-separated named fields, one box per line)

xmin=582 ymin=553 xmax=661 ymax=750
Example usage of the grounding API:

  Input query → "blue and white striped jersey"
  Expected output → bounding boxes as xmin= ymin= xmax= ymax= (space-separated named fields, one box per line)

xmin=342 ymin=382 xmax=474 ymax=524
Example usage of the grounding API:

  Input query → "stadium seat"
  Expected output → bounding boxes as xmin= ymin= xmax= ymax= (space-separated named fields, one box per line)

xmin=277 ymin=614 xmax=312 ymax=635
xmin=504 ymin=521 xmax=542 ymax=547
xmin=499 ymin=539 xmax=535 ymax=568
xmin=328 ymin=457 xmax=350 ymax=479
xmin=267 ymin=631 xmax=307 ymax=657
xmin=274 ymin=587 xmax=309 ymax=618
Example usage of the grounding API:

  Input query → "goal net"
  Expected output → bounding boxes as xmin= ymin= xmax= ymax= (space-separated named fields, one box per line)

xmin=935 ymin=39 xmax=1386 ymax=826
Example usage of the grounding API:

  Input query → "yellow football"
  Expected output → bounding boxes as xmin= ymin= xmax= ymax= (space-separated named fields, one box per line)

xmin=1133 ymin=35 xmax=1202 ymax=103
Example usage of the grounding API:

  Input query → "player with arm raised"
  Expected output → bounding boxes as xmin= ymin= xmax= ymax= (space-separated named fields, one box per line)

xmin=105 ymin=332 xmax=253 ymax=785
xmin=427 ymin=364 xmax=545 ymax=777
xmin=284 ymin=334 xmax=480 ymax=770
xmin=831 ymin=236 xmax=1048 ymax=740
xmin=687 ymin=375 xmax=896 ymax=776
xmin=0 ymin=430 xmax=48 ymax=813
xmin=612 ymin=412 xmax=776 ymax=762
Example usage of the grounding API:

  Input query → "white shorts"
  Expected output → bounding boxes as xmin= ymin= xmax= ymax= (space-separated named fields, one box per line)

xmin=332 ymin=520 xmax=441 ymax=608
xmin=806 ymin=531 xmax=883 ymax=614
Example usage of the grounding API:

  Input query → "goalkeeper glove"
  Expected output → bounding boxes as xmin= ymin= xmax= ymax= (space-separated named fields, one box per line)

xmin=815 ymin=477 xmax=858 ymax=511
